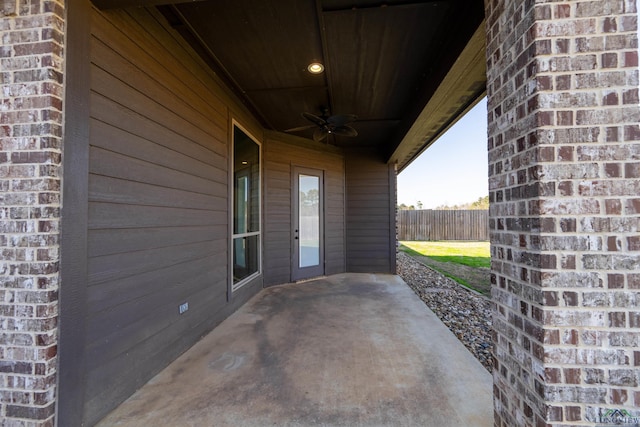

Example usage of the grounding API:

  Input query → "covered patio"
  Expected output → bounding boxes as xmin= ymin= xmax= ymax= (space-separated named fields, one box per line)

xmin=96 ymin=273 xmax=492 ymax=427
xmin=2 ymin=1 xmax=638 ymax=425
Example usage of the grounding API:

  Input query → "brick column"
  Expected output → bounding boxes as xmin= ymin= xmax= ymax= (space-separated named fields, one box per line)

xmin=486 ymin=1 xmax=640 ymax=426
xmin=1 ymin=0 xmax=64 ymax=424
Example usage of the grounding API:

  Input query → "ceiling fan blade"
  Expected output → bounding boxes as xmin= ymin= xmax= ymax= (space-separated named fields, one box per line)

xmin=331 ymin=125 xmax=358 ymax=137
xmin=327 ymin=114 xmax=357 ymax=126
xmin=284 ymin=125 xmax=316 ymax=133
xmin=302 ymin=112 xmax=327 ymax=127
xmin=313 ymin=127 xmax=329 ymax=142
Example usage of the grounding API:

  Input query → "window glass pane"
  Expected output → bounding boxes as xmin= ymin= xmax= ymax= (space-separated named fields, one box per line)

xmin=232 ymin=124 xmax=260 ymax=290
xmin=233 ymin=127 xmax=260 ymax=234
xmin=299 ymin=175 xmax=320 ymax=268
xmin=233 ymin=235 xmax=259 ymax=284
xmin=235 ymin=175 xmax=248 ymax=234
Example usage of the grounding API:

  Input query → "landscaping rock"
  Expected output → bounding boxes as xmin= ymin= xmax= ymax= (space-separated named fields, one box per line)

xmin=397 ymin=252 xmax=494 ymax=372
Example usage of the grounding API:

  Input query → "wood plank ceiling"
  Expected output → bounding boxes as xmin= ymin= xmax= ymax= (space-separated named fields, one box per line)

xmin=101 ymin=0 xmax=487 ymax=169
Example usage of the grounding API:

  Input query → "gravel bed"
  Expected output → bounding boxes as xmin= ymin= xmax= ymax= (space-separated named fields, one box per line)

xmin=396 ymin=252 xmax=494 ymax=372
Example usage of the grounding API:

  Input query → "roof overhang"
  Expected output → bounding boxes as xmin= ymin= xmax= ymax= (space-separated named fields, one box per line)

xmin=389 ymin=22 xmax=486 ymax=172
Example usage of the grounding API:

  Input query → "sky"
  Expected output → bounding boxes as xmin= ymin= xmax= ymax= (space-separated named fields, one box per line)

xmin=397 ymin=97 xmax=488 ymax=209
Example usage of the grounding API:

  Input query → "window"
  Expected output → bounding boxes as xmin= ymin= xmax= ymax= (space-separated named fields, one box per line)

xmin=231 ymin=123 xmax=261 ymax=291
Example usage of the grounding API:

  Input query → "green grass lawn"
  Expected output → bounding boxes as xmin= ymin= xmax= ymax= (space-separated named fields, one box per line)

xmin=399 ymin=241 xmax=491 ymax=294
xmin=400 ymin=241 xmax=491 ymax=268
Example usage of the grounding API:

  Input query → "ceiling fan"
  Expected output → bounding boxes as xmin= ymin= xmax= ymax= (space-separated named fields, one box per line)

xmin=285 ymin=110 xmax=358 ymax=142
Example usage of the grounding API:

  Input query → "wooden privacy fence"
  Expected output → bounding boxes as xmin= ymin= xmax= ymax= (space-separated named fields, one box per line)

xmin=397 ymin=209 xmax=489 ymax=241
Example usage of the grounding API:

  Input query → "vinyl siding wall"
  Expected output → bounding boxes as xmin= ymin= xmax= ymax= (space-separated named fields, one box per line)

xmin=345 ymin=150 xmax=396 ymax=273
xmin=79 ymin=7 xmax=262 ymax=425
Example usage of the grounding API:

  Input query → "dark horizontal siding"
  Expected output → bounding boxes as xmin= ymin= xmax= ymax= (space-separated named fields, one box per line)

xmin=80 ymin=7 xmax=262 ymax=426
xmin=83 ymin=281 xmax=227 ymax=419
xmin=86 ymin=256 xmax=223 ymax=313
xmin=90 ymin=175 xmax=224 ymax=210
xmin=345 ymin=151 xmax=396 ymax=273
xmin=88 ymin=226 xmax=225 ymax=257
xmin=90 ymin=97 xmax=225 ymax=169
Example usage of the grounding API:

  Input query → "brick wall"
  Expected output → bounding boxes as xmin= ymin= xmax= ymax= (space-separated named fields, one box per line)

xmin=1 ymin=0 xmax=64 ymax=425
xmin=486 ymin=0 xmax=640 ymax=426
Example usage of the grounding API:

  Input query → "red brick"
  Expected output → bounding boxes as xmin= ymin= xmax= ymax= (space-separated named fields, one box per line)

xmin=554 ymin=38 xmax=569 ymax=55
xmin=625 ymin=163 xmax=640 ymax=178
xmin=605 ymin=163 xmax=622 ymax=177
xmin=628 ymin=236 xmax=640 ymax=251
xmin=538 ymin=75 xmax=553 ymax=90
xmin=562 ymin=329 xmax=578 ymax=345
xmin=555 ymin=74 xmax=571 ymax=90
xmin=619 ymin=15 xmax=638 ymax=31
xmin=626 ymin=199 xmax=640 ymax=214
xmin=609 ymin=312 xmax=626 ymax=328
xmin=605 ymin=199 xmax=622 ymax=215
xmin=564 ymin=368 xmax=580 ymax=384
xmin=624 ymin=125 xmax=640 ymax=140
xmin=557 ymin=181 xmax=573 ymax=196
xmin=565 ymin=406 xmax=581 ymax=421
xmin=560 ymin=255 xmax=576 ymax=270
xmin=557 ymin=145 xmax=574 ymax=161
xmin=556 ymin=111 xmax=573 ymax=126
xmin=560 ymin=218 xmax=577 ymax=233
xmin=552 ymin=4 xmax=570 ymax=18
xmin=607 ymin=236 xmax=621 ymax=251
xmin=562 ymin=292 xmax=578 ymax=306
xmin=611 ymin=389 xmax=628 ymax=404
xmin=584 ymin=368 xmax=605 ymax=385
xmin=630 ymin=313 xmax=640 ymax=328
xmin=605 ymin=126 xmax=620 ymax=142
xmin=603 ymin=17 xmax=617 ymax=32
xmin=623 ymin=88 xmax=639 ymax=104
xmin=1 ymin=2 xmax=64 ymax=423
xmin=602 ymin=91 xmax=619 ymax=105
xmin=545 ymin=367 xmax=561 ymax=383
xmin=13 ymin=41 xmax=62 ymax=57
xmin=624 ymin=51 xmax=638 ymax=67
xmin=547 ymin=405 xmax=562 ymax=422
xmin=537 ymin=111 xmax=554 ymax=127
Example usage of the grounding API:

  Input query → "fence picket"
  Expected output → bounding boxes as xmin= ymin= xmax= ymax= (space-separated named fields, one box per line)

xmin=397 ymin=210 xmax=489 ymax=241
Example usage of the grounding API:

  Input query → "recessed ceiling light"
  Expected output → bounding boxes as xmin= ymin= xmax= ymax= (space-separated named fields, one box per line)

xmin=307 ymin=62 xmax=324 ymax=74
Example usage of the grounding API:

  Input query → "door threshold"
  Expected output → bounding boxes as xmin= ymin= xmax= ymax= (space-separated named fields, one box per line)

xmin=294 ymin=275 xmax=327 ymax=284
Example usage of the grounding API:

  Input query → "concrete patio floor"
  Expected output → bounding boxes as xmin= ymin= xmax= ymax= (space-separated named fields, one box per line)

xmin=97 ymin=273 xmax=493 ymax=427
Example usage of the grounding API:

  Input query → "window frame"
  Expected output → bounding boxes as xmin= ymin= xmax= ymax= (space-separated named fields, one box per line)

xmin=230 ymin=120 xmax=262 ymax=293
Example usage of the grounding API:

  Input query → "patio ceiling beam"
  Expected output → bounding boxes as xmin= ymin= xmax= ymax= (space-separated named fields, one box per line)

xmin=322 ymin=0 xmax=444 ymax=13
xmin=314 ymin=0 xmax=335 ymax=116
xmin=92 ymin=0 xmax=207 ymax=10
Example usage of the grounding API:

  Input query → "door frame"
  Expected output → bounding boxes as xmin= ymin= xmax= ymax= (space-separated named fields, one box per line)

xmin=292 ymin=166 xmax=325 ymax=281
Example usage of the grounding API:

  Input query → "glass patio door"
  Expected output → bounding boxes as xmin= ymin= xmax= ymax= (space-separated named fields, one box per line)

xmin=292 ymin=167 xmax=324 ymax=281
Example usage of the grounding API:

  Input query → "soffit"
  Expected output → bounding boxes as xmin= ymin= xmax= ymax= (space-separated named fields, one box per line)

xmin=94 ymin=0 xmax=487 ymax=170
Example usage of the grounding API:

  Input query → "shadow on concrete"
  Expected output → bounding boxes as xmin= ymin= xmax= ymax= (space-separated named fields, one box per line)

xmin=97 ymin=273 xmax=493 ymax=427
